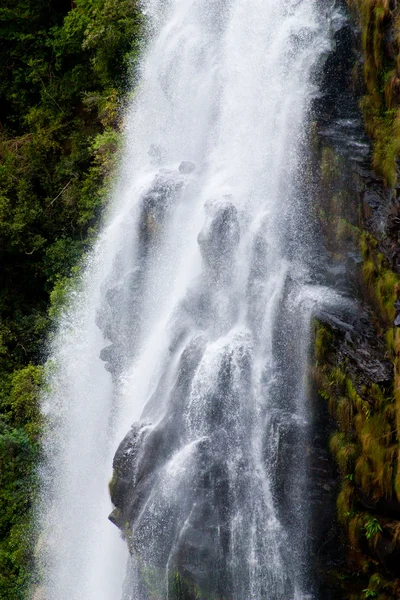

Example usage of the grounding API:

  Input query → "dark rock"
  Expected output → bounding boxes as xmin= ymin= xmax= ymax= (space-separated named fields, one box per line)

xmin=96 ymin=266 xmax=144 ymax=377
xmin=357 ymin=488 xmax=400 ymax=521
xmin=105 ymin=284 xmax=123 ymax=307
xmin=138 ymin=171 xmax=184 ymax=252
xmin=99 ymin=344 xmax=121 ymax=373
xmin=373 ymin=529 xmax=400 ymax=578
xmin=109 ymin=332 xmax=282 ymax=597
xmin=109 ymin=422 xmax=150 ymax=515
xmin=108 ymin=508 xmax=123 ymax=528
xmin=317 ymin=307 xmax=393 ymax=385
xmin=148 ymin=143 xmax=164 ymax=164
xmin=363 ymin=189 xmax=382 ymax=211
xmin=179 ymin=161 xmax=195 ymax=174
xmin=341 ymin=343 xmax=393 ymax=385
xmin=109 ymin=336 xmax=207 ymax=530
xmin=197 ymin=199 xmax=240 ymax=283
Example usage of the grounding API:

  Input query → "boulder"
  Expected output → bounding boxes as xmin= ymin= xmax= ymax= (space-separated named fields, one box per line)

xmin=197 ymin=199 xmax=240 ymax=283
xmin=179 ymin=161 xmax=195 ymax=174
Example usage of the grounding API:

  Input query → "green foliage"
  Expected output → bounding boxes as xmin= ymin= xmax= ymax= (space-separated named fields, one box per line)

xmin=9 ymin=365 xmax=43 ymax=436
xmin=363 ymin=574 xmax=383 ymax=598
xmin=364 ymin=517 xmax=383 ymax=541
xmin=0 ymin=1 xmax=143 ymax=597
xmin=0 ymin=365 xmax=42 ymax=598
xmin=349 ymin=0 xmax=400 ymax=186
xmin=321 ymin=146 xmax=341 ymax=184
xmin=363 ymin=590 xmax=378 ymax=599
xmin=48 ymin=267 xmax=81 ymax=321
xmin=80 ymin=0 xmax=143 ymax=88
xmin=314 ymin=318 xmax=399 ymax=594
xmin=360 ymin=232 xmax=399 ymax=328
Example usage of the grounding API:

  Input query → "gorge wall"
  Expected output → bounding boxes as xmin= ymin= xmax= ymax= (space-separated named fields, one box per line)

xmin=311 ymin=1 xmax=400 ymax=598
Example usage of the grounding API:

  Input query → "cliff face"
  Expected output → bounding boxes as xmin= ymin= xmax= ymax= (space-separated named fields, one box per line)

xmin=312 ymin=1 xmax=400 ymax=597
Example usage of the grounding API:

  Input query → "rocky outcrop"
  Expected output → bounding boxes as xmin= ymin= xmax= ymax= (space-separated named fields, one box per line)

xmin=107 ymin=332 xmax=255 ymax=599
xmin=97 ymin=164 xmax=195 ymax=375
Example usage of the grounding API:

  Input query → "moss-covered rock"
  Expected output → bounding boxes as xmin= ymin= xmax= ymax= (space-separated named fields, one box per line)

xmin=348 ymin=0 xmax=400 ymax=187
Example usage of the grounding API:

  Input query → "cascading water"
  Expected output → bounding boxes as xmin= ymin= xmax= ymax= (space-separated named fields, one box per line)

xmin=36 ymin=1 xmax=341 ymax=599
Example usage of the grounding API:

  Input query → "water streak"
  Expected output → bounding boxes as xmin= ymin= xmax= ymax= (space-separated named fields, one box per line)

xmin=37 ymin=1 xmax=337 ymax=599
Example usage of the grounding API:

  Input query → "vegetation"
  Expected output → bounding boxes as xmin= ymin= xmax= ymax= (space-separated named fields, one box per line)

xmin=314 ymin=319 xmax=400 ymax=599
xmin=139 ymin=565 xmax=205 ymax=600
xmin=348 ymin=0 xmax=400 ymax=186
xmin=360 ymin=232 xmax=400 ymax=330
xmin=0 ymin=1 xmax=143 ymax=598
xmin=312 ymin=0 xmax=400 ymax=574
xmin=314 ymin=223 xmax=400 ymax=598
xmin=313 ymin=125 xmax=400 ymax=595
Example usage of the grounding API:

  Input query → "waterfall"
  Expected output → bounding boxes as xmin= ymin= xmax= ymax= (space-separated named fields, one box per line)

xmin=36 ymin=1 xmax=337 ymax=599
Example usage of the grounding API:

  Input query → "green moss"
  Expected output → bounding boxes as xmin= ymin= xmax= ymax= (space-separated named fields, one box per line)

xmin=385 ymin=328 xmax=395 ymax=355
xmin=375 ymin=270 xmax=398 ymax=323
xmin=321 ymin=146 xmax=341 ymax=184
xmin=348 ymin=513 xmax=365 ymax=552
xmin=348 ymin=0 xmax=400 ymax=186
xmin=314 ymin=313 xmax=400 ymax=592
xmin=137 ymin=564 xmax=207 ymax=600
xmin=363 ymin=258 xmax=376 ymax=288
xmin=360 ymin=232 xmax=399 ymax=327
xmin=335 ymin=217 xmax=361 ymax=244
xmin=108 ymin=471 xmax=117 ymax=498
xmin=314 ymin=320 xmax=335 ymax=361
xmin=337 ymin=480 xmax=355 ymax=524
xmin=337 ymin=396 xmax=355 ymax=433
xmin=331 ymin=433 xmax=359 ymax=474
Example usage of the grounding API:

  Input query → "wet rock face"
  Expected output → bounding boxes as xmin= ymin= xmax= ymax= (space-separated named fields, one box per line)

xmin=197 ymin=200 xmax=240 ymax=284
xmin=318 ymin=309 xmax=393 ymax=387
xmin=308 ymin=394 xmax=343 ymax=600
xmin=106 ymin=216 xmax=313 ymax=598
xmin=107 ymin=271 xmax=315 ymax=600
xmin=311 ymin=305 xmax=398 ymax=597
xmin=308 ymin=4 xmax=400 ymax=596
xmin=108 ymin=333 xmax=255 ymax=598
xmin=179 ymin=161 xmax=195 ymax=174
xmin=138 ymin=171 xmax=184 ymax=252
xmin=96 ymin=166 xmax=191 ymax=376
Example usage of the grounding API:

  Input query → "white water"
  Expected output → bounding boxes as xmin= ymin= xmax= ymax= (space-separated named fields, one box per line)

xmin=36 ymin=1 xmax=336 ymax=599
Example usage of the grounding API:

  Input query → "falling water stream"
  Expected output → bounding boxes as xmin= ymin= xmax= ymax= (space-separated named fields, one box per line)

xmin=37 ymin=1 xmax=341 ymax=599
